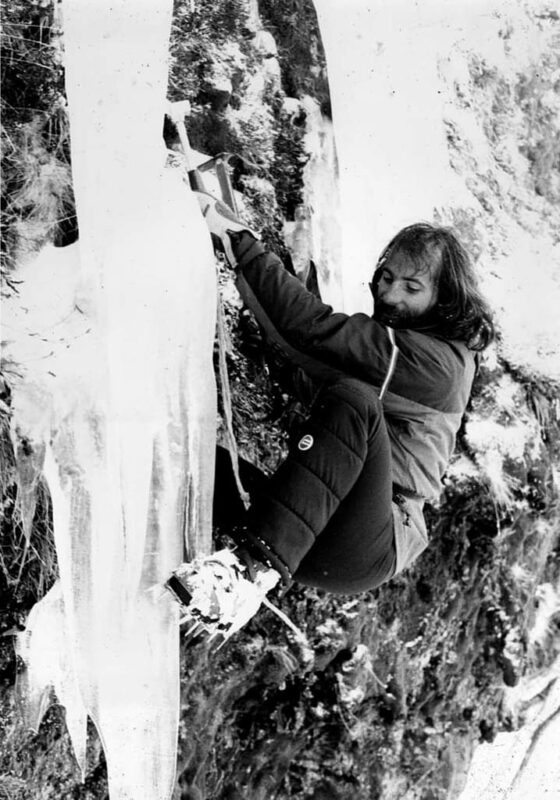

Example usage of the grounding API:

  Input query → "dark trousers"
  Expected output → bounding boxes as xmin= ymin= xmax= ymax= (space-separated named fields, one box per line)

xmin=242 ymin=376 xmax=397 ymax=594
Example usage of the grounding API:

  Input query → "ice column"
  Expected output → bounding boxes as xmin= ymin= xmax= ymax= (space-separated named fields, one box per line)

xmin=300 ymin=96 xmax=343 ymax=308
xmin=11 ymin=0 xmax=217 ymax=797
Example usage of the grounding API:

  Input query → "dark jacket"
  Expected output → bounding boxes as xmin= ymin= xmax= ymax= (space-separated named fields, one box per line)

xmin=233 ymin=233 xmax=477 ymax=574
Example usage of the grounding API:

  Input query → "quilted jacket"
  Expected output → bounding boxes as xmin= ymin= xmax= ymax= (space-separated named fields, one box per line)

xmin=232 ymin=233 xmax=477 ymax=575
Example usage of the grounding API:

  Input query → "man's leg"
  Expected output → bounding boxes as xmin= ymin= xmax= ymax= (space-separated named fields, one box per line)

xmin=167 ymin=378 xmax=395 ymax=636
xmin=294 ymin=447 xmax=396 ymax=594
xmin=239 ymin=377 xmax=396 ymax=591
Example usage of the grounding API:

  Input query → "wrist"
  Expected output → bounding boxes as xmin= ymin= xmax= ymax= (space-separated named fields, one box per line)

xmin=229 ymin=230 xmax=265 ymax=268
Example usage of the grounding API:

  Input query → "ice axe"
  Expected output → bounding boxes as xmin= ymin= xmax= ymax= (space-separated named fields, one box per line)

xmin=166 ymin=99 xmax=207 ymax=192
xmin=166 ymin=99 xmax=241 ymax=212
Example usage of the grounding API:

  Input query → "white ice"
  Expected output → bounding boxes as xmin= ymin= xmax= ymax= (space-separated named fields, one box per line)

xmin=6 ymin=0 xmax=217 ymax=797
xmin=302 ymin=97 xmax=344 ymax=308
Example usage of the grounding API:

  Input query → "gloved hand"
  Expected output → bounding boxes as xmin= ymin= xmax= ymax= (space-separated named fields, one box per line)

xmin=196 ymin=191 xmax=259 ymax=267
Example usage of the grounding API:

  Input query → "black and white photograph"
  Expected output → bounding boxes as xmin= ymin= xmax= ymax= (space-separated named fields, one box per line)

xmin=1 ymin=1 xmax=559 ymax=798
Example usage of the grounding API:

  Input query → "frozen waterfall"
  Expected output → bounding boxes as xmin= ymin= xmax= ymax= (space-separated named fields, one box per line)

xmin=7 ymin=0 xmax=217 ymax=798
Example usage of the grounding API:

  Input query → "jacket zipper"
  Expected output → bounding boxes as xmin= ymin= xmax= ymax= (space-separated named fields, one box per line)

xmin=379 ymin=326 xmax=399 ymax=401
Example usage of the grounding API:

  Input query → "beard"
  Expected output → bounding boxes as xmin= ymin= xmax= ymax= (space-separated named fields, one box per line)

xmin=373 ymin=301 xmax=438 ymax=330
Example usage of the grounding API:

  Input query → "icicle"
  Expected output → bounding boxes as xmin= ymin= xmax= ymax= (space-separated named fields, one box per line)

xmin=16 ymin=582 xmax=89 ymax=775
xmin=299 ymin=95 xmax=343 ymax=308
xmin=9 ymin=394 xmax=47 ymax=585
xmin=6 ymin=0 xmax=218 ymax=798
xmin=216 ymin=297 xmax=250 ymax=510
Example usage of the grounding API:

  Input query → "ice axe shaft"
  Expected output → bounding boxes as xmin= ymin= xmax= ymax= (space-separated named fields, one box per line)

xmin=166 ymin=100 xmax=205 ymax=192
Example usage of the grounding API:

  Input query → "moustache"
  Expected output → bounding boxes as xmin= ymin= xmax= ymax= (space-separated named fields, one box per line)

xmin=373 ymin=302 xmax=415 ymax=327
xmin=374 ymin=302 xmax=439 ymax=331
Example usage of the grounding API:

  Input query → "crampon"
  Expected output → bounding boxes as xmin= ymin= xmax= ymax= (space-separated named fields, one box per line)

xmin=166 ymin=549 xmax=304 ymax=646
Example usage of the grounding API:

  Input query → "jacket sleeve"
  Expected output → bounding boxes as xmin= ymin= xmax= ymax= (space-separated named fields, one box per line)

xmin=232 ymin=233 xmax=391 ymax=380
xmin=233 ymin=234 xmax=340 ymax=336
xmin=232 ymin=232 xmax=473 ymax=412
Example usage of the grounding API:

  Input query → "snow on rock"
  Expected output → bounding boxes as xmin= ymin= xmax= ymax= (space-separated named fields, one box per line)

xmin=484 ymin=235 xmax=560 ymax=381
xmin=459 ymin=634 xmax=560 ymax=800
xmin=436 ymin=0 xmax=560 ymax=381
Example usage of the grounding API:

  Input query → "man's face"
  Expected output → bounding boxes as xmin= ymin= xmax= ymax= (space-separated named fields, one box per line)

xmin=372 ymin=252 xmax=439 ymax=329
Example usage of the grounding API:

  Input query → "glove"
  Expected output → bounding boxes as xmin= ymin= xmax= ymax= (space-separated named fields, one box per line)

xmin=195 ymin=190 xmax=259 ymax=268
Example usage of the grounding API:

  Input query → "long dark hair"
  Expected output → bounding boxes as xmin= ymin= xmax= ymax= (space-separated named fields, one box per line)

xmin=374 ymin=223 xmax=495 ymax=351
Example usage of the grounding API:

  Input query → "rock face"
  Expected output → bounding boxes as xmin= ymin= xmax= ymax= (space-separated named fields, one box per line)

xmin=1 ymin=1 xmax=559 ymax=799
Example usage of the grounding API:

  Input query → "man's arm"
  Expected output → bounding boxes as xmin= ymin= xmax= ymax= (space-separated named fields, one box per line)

xmin=232 ymin=232 xmax=347 ymax=346
xmin=195 ymin=190 xmax=347 ymax=349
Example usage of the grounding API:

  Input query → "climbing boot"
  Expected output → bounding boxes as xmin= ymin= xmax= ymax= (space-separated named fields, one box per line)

xmin=166 ymin=549 xmax=280 ymax=642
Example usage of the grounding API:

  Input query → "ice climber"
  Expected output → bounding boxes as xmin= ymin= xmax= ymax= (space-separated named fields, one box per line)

xmin=166 ymin=194 xmax=495 ymax=639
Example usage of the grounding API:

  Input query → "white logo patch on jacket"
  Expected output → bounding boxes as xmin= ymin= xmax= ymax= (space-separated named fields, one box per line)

xmin=298 ymin=434 xmax=314 ymax=451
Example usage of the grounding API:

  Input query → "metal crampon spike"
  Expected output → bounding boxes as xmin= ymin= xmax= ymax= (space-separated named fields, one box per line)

xmin=207 ymin=629 xmax=230 ymax=653
xmin=213 ymin=624 xmax=239 ymax=650
xmin=182 ymin=619 xmax=205 ymax=641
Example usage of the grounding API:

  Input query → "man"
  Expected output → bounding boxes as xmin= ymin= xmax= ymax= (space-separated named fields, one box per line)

xmin=167 ymin=195 xmax=495 ymax=638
